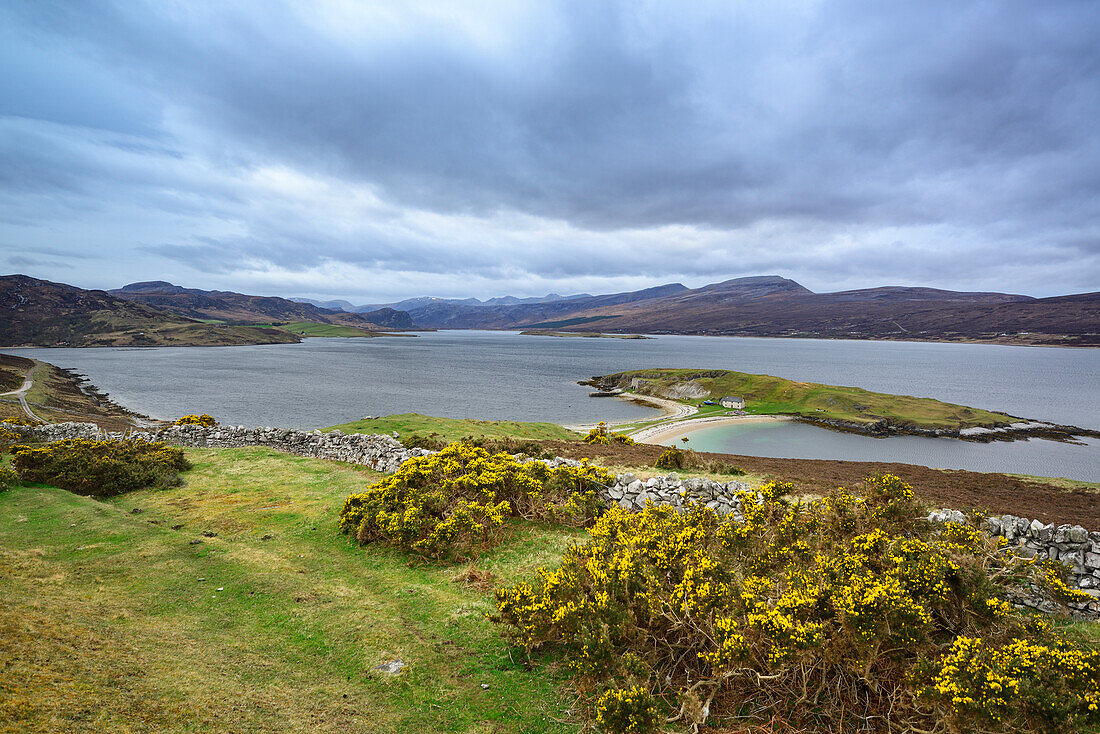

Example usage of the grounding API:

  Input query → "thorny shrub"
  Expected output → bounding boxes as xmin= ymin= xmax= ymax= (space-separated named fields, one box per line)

xmin=595 ymin=685 xmax=661 ymax=734
xmin=493 ymin=474 xmax=1100 ymax=733
xmin=654 ymin=446 xmax=686 ymax=470
xmin=585 ymin=422 xmax=611 ymax=445
xmin=10 ymin=438 xmax=192 ymax=497
xmin=585 ymin=422 xmax=637 ymax=446
xmin=339 ymin=441 xmax=614 ymax=560
xmin=0 ymin=417 xmax=40 ymax=452
xmin=655 ymin=446 xmax=743 ymax=476
xmin=401 ymin=432 xmax=448 ymax=451
xmin=0 ymin=464 xmax=19 ymax=492
xmin=172 ymin=413 xmax=217 ymax=427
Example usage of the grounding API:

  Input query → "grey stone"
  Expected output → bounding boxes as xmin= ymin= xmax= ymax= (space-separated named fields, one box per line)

xmin=375 ymin=660 xmax=405 ymax=674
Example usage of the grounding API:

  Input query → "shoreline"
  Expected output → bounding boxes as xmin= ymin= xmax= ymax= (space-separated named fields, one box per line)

xmin=632 ymin=414 xmax=793 ymax=444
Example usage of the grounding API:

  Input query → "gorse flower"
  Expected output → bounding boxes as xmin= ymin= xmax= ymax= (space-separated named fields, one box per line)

xmin=492 ymin=473 xmax=1100 ymax=732
xmin=339 ymin=441 xmax=614 ymax=559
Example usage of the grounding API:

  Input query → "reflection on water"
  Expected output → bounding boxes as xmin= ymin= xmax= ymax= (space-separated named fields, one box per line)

xmin=671 ymin=420 xmax=1099 ymax=483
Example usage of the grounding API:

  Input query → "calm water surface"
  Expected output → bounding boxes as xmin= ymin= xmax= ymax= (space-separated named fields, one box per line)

xmin=14 ymin=331 xmax=1099 ymax=482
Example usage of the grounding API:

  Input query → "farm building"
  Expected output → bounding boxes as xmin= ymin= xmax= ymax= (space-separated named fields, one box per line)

xmin=719 ymin=395 xmax=745 ymax=409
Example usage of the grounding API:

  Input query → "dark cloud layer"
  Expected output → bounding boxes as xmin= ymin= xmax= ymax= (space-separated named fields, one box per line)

xmin=1 ymin=0 xmax=1098 ymax=300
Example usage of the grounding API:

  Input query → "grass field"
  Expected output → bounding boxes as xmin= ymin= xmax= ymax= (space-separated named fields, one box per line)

xmin=275 ymin=322 xmax=377 ymax=338
xmin=0 ymin=447 xmax=583 ymax=733
xmin=602 ymin=368 xmax=1018 ymax=430
xmin=327 ymin=413 xmax=582 ymax=443
xmin=2 ymin=445 xmax=1098 ymax=733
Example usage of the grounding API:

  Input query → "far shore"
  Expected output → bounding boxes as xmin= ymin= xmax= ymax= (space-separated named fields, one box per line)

xmin=632 ymin=414 xmax=794 ymax=444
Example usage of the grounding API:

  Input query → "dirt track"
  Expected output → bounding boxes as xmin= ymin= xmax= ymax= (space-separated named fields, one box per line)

xmin=542 ymin=440 xmax=1100 ymax=529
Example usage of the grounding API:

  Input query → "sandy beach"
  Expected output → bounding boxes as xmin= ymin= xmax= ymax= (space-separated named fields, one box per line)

xmin=632 ymin=414 xmax=794 ymax=445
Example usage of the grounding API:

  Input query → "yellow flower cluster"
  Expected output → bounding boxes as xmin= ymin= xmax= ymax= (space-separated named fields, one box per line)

xmin=924 ymin=635 xmax=1100 ymax=728
xmin=0 ymin=416 xmax=40 ymax=450
xmin=493 ymin=473 xmax=1100 ymax=731
xmin=339 ymin=441 xmax=614 ymax=558
xmin=172 ymin=413 xmax=217 ymax=427
xmin=584 ymin=421 xmax=611 ymax=445
xmin=594 ymin=685 xmax=661 ymax=734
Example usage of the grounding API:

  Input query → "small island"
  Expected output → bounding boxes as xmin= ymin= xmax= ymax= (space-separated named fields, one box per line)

xmin=586 ymin=368 xmax=1100 ymax=443
xmin=519 ymin=330 xmax=652 ymax=339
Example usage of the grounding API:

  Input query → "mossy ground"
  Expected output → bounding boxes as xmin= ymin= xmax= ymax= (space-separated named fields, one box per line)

xmin=327 ymin=413 xmax=582 ymax=443
xmin=0 ymin=447 xmax=582 ymax=733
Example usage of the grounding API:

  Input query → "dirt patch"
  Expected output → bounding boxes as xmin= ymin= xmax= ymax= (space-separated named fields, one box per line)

xmin=541 ymin=440 xmax=1100 ymax=529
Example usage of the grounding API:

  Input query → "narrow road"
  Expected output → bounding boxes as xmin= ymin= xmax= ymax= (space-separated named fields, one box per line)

xmin=0 ymin=362 xmax=44 ymax=422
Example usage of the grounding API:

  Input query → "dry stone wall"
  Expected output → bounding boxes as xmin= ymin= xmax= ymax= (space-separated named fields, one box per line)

xmin=13 ymin=422 xmax=431 ymax=474
xmin=13 ymin=422 xmax=1099 ymax=614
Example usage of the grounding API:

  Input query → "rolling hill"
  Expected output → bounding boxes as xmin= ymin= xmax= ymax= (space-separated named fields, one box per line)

xmin=111 ymin=281 xmax=414 ymax=330
xmin=0 ymin=275 xmax=301 ymax=347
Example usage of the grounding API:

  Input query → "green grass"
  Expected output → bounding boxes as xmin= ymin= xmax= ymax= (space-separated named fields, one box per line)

xmin=326 ymin=413 xmax=582 ymax=443
xmin=276 ymin=322 xmax=376 ymax=338
xmin=603 ymin=368 xmax=1019 ymax=430
xmin=0 ymin=447 xmax=582 ymax=733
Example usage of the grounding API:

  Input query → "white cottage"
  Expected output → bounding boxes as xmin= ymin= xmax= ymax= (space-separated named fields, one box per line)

xmin=719 ymin=395 xmax=745 ymax=409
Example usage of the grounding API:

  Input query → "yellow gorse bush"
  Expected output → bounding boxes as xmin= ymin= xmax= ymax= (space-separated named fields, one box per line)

xmin=10 ymin=438 xmax=191 ymax=497
xmin=0 ymin=416 xmax=40 ymax=451
xmin=339 ymin=441 xmax=614 ymax=559
xmin=0 ymin=464 xmax=19 ymax=491
xmin=493 ymin=474 xmax=1100 ymax=732
xmin=172 ymin=414 xmax=217 ymax=427
xmin=594 ymin=685 xmax=660 ymax=734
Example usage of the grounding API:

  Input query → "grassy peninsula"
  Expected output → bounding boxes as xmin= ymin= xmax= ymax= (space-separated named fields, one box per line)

xmin=594 ymin=367 xmax=1020 ymax=433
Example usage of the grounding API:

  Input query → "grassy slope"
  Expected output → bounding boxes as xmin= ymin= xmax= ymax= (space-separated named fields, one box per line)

xmin=75 ymin=313 xmax=301 ymax=347
xmin=327 ymin=413 xmax=582 ymax=443
xmin=0 ymin=359 xmax=150 ymax=430
xmin=276 ymin=322 xmax=376 ymax=338
xmin=0 ymin=447 xmax=581 ymax=733
xmin=605 ymin=368 xmax=1018 ymax=430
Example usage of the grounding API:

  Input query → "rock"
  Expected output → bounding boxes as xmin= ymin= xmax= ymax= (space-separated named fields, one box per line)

xmin=202 ymin=531 xmax=218 ymax=538
xmin=375 ymin=660 xmax=405 ymax=674
xmin=189 ymin=539 xmax=203 ymax=545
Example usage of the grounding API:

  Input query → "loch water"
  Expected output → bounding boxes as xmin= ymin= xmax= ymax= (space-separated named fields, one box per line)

xmin=14 ymin=331 xmax=1100 ymax=482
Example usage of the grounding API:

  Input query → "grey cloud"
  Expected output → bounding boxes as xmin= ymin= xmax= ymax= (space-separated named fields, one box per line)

xmin=0 ymin=0 xmax=1098 ymax=299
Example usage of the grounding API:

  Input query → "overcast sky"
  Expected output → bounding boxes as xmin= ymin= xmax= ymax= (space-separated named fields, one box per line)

xmin=2 ymin=1 xmax=1098 ymax=302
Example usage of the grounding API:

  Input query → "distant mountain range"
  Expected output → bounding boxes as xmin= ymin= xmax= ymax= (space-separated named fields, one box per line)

xmin=4 ymin=273 xmax=1096 ymax=348
xmin=292 ymin=291 xmax=594 ymax=312
xmin=298 ymin=275 xmax=1099 ymax=346
xmin=111 ymin=281 xmax=414 ymax=330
